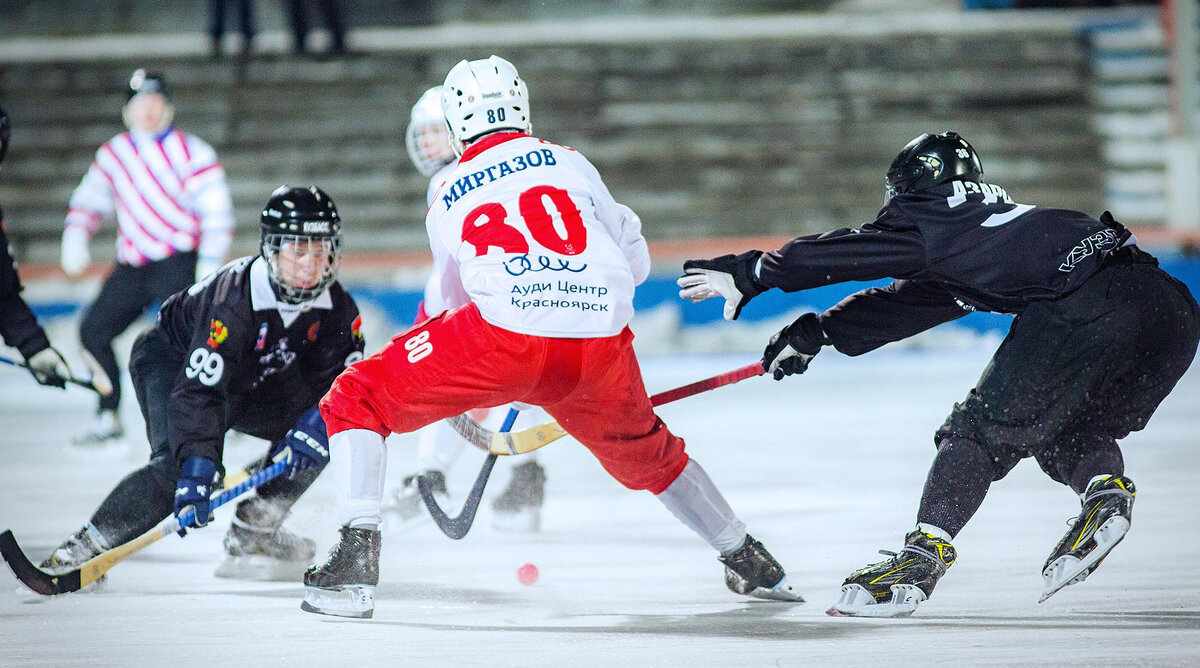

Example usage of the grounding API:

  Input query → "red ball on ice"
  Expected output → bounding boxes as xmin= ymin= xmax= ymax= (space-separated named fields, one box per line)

xmin=517 ymin=562 xmax=539 ymax=585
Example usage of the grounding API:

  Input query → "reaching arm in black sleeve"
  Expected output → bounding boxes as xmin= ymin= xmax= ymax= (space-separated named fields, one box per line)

xmin=819 ymin=279 xmax=971 ymax=357
xmin=0 ymin=217 xmax=72 ymax=387
xmin=680 ymin=213 xmax=929 ymax=320
xmin=756 ymin=220 xmax=928 ymax=293
xmin=0 ymin=218 xmax=51 ymax=359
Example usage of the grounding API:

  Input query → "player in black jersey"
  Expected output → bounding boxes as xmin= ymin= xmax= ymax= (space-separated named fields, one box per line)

xmin=0 ymin=106 xmax=72 ymax=390
xmin=41 ymin=185 xmax=365 ymax=584
xmin=679 ymin=132 xmax=1200 ymax=616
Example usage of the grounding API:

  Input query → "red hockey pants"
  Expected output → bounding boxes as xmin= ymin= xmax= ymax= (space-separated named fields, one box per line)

xmin=320 ymin=303 xmax=688 ymax=493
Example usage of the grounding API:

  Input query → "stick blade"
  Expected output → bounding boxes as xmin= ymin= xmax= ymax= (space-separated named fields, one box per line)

xmin=0 ymin=530 xmax=80 ymax=596
xmin=417 ymin=475 xmax=471 ymax=539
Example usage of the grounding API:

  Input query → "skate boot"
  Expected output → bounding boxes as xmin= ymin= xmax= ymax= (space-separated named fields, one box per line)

xmin=491 ymin=460 xmax=545 ymax=533
xmin=38 ymin=526 xmax=108 ymax=589
xmin=718 ymin=535 xmax=803 ymax=602
xmin=214 ymin=497 xmax=316 ymax=581
xmin=829 ymin=530 xmax=955 ymax=618
xmin=71 ymin=410 xmax=124 ymax=448
xmin=1039 ymin=475 xmax=1135 ymax=603
xmin=382 ymin=470 xmax=446 ymax=530
xmin=301 ymin=526 xmax=381 ymax=619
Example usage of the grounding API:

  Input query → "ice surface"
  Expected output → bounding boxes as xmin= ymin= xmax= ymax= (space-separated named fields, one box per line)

xmin=1 ymin=344 xmax=1198 ymax=667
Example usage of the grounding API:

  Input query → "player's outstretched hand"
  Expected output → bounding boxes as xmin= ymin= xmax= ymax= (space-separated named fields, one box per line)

xmin=174 ymin=457 xmax=218 ymax=536
xmin=271 ymin=406 xmax=330 ymax=478
xmin=25 ymin=346 xmax=70 ymax=389
xmin=763 ymin=313 xmax=829 ymax=380
xmin=678 ymin=250 xmax=765 ymax=320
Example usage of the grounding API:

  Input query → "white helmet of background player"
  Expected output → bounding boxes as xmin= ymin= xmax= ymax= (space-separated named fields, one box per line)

xmin=260 ymin=185 xmax=343 ymax=304
xmin=405 ymin=86 xmax=457 ymax=177
xmin=441 ymin=55 xmax=531 ymax=156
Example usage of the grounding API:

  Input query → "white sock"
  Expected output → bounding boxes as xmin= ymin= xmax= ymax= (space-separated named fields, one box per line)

xmin=656 ymin=459 xmax=746 ymax=555
xmin=330 ymin=429 xmax=389 ymax=529
xmin=916 ymin=522 xmax=953 ymax=542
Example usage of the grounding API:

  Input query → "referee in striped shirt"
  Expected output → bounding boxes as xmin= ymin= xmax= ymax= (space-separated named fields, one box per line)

xmin=60 ymin=69 xmax=234 ymax=446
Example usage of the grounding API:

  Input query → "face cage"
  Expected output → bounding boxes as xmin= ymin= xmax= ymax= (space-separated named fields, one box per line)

xmin=884 ymin=183 xmax=899 ymax=206
xmin=261 ymin=232 xmax=342 ymax=304
xmin=406 ymin=120 xmax=456 ymax=177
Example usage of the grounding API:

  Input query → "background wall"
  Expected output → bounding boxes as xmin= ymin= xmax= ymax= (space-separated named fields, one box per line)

xmin=2 ymin=5 xmax=1169 ymax=266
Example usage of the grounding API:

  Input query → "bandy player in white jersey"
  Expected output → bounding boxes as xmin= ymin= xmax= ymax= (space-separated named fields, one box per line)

xmin=385 ymin=85 xmax=551 ymax=532
xmin=305 ymin=56 xmax=800 ymax=619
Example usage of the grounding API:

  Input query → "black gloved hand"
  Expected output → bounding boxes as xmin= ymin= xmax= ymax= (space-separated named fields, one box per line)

xmin=269 ymin=406 xmax=330 ymax=479
xmin=762 ymin=313 xmax=829 ymax=380
xmin=174 ymin=456 xmax=218 ymax=537
xmin=25 ymin=346 xmax=70 ymax=389
xmin=677 ymin=250 xmax=765 ymax=320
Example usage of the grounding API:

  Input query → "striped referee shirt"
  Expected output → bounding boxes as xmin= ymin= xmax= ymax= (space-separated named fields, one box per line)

xmin=64 ymin=127 xmax=234 ymax=267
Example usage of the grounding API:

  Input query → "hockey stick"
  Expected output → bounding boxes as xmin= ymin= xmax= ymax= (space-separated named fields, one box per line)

xmin=0 ymin=353 xmax=113 ymax=396
xmin=0 ymin=454 xmax=289 ymax=596
xmin=426 ymin=361 xmax=766 ymax=539
xmin=446 ymin=361 xmax=765 ymax=456
xmin=418 ymin=408 xmax=519 ymax=540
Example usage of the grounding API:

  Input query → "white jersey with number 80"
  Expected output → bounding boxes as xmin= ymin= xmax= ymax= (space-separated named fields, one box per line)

xmin=426 ymin=134 xmax=650 ymax=338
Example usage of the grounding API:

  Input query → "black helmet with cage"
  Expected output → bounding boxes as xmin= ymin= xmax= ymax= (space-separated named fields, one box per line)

xmin=259 ymin=185 xmax=343 ymax=304
xmin=885 ymin=131 xmax=984 ymax=204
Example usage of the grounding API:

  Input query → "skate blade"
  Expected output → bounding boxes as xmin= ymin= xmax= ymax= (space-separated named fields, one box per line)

xmin=1039 ymin=515 xmax=1129 ymax=603
xmin=744 ymin=575 xmax=804 ymax=602
xmin=827 ymin=583 xmax=924 ymax=618
xmin=491 ymin=507 xmax=541 ymax=533
xmin=214 ymin=555 xmax=311 ymax=582
xmin=301 ymin=584 xmax=375 ymax=619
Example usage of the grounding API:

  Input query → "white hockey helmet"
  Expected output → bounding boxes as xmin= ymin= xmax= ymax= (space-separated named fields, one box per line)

xmin=441 ymin=55 xmax=531 ymax=155
xmin=405 ymin=86 xmax=457 ymax=177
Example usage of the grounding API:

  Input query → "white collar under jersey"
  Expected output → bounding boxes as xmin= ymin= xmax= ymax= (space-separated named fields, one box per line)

xmin=249 ymin=256 xmax=333 ymax=327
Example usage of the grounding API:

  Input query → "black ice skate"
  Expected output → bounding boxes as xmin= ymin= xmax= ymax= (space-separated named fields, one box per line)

xmin=214 ymin=497 xmax=316 ymax=581
xmin=39 ymin=526 xmax=107 ymax=589
xmin=1039 ymin=475 xmax=1135 ymax=603
xmin=301 ymin=526 xmax=381 ymax=619
xmin=718 ymin=535 xmax=803 ymax=602
xmin=491 ymin=460 xmax=545 ymax=533
xmin=382 ymin=470 xmax=446 ymax=529
xmin=828 ymin=530 xmax=956 ymax=618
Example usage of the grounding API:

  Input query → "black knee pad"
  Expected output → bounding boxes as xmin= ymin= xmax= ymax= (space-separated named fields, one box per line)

xmin=937 ymin=404 xmax=1024 ymax=482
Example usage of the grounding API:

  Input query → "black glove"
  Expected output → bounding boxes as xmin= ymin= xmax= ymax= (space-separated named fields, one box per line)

xmin=25 ymin=346 xmax=70 ymax=389
xmin=762 ymin=313 xmax=829 ymax=380
xmin=677 ymin=250 xmax=765 ymax=320
xmin=269 ymin=407 xmax=330 ymax=479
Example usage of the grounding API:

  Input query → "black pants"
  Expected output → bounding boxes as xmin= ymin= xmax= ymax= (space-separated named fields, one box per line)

xmin=285 ymin=0 xmax=346 ymax=53
xmin=79 ymin=252 xmax=196 ymax=412
xmin=88 ymin=329 xmax=322 ymax=546
xmin=920 ymin=249 xmax=1200 ymax=537
xmin=209 ymin=0 xmax=257 ymax=41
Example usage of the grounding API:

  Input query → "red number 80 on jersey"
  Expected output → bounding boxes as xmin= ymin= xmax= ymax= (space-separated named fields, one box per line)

xmin=461 ymin=185 xmax=588 ymax=257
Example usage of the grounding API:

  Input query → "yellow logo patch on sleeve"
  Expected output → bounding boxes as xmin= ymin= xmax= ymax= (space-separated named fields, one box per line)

xmin=207 ymin=319 xmax=229 ymax=348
